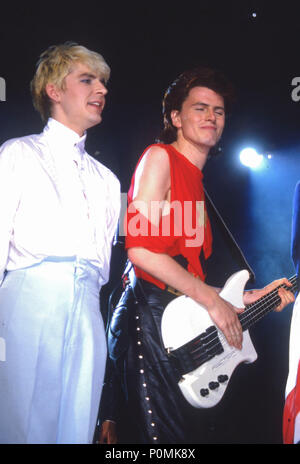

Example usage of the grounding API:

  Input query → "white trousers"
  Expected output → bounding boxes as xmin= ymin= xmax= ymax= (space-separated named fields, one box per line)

xmin=0 ymin=258 xmax=107 ymax=444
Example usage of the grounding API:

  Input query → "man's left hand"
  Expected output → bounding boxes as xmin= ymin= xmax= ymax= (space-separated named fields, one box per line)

xmin=243 ymin=277 xmax=295 ymax=311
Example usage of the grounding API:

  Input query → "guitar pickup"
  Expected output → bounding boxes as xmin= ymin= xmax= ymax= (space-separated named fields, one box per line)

xmin=198 ymin=325 xmax=224 ymax=356
xmin=166 ymin=326 xmax=224 ymax=375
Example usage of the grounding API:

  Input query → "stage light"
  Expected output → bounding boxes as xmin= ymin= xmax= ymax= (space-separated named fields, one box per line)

xmin=239 ymin=147 xmax=263 ymax=169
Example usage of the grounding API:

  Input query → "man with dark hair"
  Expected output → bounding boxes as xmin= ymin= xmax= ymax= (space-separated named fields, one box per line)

xmin=158 ymin=67 xmax=235 ymax=144
xmin=100 ymin=67 xmax=293 ymax=444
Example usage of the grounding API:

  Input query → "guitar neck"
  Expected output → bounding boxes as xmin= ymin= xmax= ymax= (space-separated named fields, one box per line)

xmin=239 ymin=275 xmax=298 ymax=331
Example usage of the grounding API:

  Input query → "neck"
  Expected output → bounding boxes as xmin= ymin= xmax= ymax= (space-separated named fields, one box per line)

xmin=50 ymin=114 xmax=85 ymax=137
xmin=171 ymin=139 xmax=210 ymax=170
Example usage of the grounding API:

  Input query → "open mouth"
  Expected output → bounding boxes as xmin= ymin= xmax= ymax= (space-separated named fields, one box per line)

xmin=88 ymin=101 xmax=103 ymax=111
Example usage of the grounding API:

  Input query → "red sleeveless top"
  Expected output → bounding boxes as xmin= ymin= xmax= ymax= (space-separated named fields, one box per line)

xmin=125 ymin=143 xmax=213 ymax=289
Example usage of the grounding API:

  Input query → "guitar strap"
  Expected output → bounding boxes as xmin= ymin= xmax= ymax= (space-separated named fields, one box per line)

xmin=204 ymin=187 xmax=256 ymax=284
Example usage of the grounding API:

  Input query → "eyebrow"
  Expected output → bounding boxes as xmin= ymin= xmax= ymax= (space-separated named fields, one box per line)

xmin=78 ymin=72 xmax=106 ymax=85
xmin=78 ymin=72 xmax=97 ymax=79
xmin=192 ymin=102 xmax=225 ymax=111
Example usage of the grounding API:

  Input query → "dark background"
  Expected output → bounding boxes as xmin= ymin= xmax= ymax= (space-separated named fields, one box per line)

xmin=1 ymin=0 xmax=300 ymax=444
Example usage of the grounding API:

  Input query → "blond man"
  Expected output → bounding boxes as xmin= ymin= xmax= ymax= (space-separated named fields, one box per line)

xmin=0 ymin=43 xmax=120 ymax=444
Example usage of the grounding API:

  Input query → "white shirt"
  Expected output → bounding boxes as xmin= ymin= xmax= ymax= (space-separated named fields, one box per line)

xmin=0 ymin=118 xmax=120 ymax=285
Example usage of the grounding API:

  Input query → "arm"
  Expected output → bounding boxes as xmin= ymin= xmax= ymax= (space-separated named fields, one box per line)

xmin=127 ymin=146 xmax=245 ymax=349
xmin=106 ymin=174 xmax=121 ymax=245
xmin=128 ymin=146 xmax=294 ymax=348
xmin=96 ymin=357 xmax=121 ymax=444
xmin=129 ymin=246 xmax=247 ymax=349
xmin=99 ymin=420 xmax=117 ymax=444
xmin=0 ymin=140 xmax=23 ymax=285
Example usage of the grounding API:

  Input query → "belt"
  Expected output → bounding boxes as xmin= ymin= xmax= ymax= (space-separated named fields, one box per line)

xmin=165 ymin=285 xmax=183 ymax=297
xmin=123 ymin=261 xmax=183 ymax=299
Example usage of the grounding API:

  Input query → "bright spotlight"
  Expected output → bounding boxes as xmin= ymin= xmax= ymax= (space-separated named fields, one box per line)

xmin=239 ymin=148 xmax=263 ymax=169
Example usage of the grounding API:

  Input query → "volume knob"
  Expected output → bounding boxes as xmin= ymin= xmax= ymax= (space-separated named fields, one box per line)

xmin=200 ymin=388 xmax=209 ymax=397
xmin=208 ymin=381 xmax=219 ymax=390
xmin=217 ymin=375 xmax=229 ymax=383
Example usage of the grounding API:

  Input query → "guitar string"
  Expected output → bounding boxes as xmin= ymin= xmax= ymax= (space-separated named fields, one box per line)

xmin=239 ymin=277 xmax=297 ymax=328
xmin=239 ymin=277 xmax=297 ymax=329
xmin=191 ymin=279 xmax=297 ymax=365
xmin=202 ymin=277 xmax=297 ymax=359
xmin=187 ymin=276 xmax=297 ymax=365
xmin=197 ymin=277 xmax=297 ymax=347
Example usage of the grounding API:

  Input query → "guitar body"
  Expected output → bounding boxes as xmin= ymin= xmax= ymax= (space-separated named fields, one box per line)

xmin=161 ymin=270 xmax=258 ymax=408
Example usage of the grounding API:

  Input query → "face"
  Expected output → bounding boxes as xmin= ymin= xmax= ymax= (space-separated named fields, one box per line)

xmin=47 ymin=62 xmax=108 ymax=135
xmin=171 ymin=86 xmax=225 ymax=151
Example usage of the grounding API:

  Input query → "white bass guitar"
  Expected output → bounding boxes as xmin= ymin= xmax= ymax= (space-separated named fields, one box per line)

xmin=161 ymin=270 xmax=297 ymax=408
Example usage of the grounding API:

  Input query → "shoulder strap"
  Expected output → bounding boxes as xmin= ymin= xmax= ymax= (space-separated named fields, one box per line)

xmin=204 ymin=187 xmax=256 ymax=284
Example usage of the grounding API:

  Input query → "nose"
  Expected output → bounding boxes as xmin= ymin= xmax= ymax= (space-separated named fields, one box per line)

xmin=95 ymin=79 xmax=108 ymax=96
xmin=205 ymin=107 xmax=216 ymax=122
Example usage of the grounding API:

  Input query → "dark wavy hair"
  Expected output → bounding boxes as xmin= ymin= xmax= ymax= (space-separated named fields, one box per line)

xmin=156 ymin=66 xmax=235 ymax=146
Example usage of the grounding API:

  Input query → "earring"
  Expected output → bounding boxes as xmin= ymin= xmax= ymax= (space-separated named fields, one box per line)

xmin=209 ymin=142 xmax=222 ymax=158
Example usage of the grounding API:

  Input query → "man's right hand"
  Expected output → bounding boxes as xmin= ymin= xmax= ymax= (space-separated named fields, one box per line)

xmin=205 ymin=292 xmax=244 ymax=350
xmin=98 ymin=420 xmax=117 ymax=444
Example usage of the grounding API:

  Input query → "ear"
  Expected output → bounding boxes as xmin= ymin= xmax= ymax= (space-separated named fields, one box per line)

xmin=45 ymin=83 xmax=61 ymax=103
xmin=170 ymin=109 xmax=182 ymax=129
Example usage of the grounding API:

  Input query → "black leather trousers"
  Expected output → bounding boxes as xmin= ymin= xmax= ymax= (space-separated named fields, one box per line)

xmin=108 ymin=279 xmax=200 ymax=444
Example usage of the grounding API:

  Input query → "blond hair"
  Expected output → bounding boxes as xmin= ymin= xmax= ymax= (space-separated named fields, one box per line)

xmin=30 ymin=42 xmax=111 ymax=121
